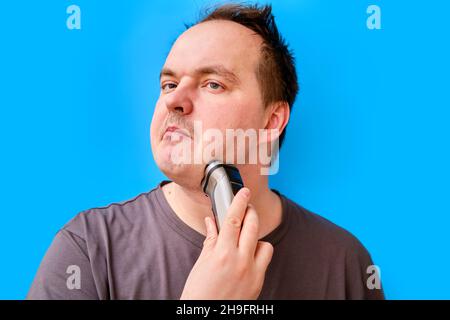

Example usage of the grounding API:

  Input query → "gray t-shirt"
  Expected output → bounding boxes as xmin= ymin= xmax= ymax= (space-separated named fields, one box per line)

xmin=27 ymin=180 xmax=384 ymax=299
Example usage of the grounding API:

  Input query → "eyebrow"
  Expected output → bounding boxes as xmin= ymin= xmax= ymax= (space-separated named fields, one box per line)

xmin=159 ymin=65 xmax=240 ymax=85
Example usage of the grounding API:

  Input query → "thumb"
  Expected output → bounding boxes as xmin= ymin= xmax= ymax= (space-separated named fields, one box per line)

xmin=202 ymin=216 xmax=218 ymax=249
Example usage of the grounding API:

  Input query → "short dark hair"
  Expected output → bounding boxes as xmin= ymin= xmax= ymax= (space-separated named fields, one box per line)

xmin=187 ymin=2 xmax=299 ymax=149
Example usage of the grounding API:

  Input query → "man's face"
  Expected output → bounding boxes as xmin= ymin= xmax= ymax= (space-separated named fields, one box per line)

xmin=150 ymin=20 xmax=267 ymax=189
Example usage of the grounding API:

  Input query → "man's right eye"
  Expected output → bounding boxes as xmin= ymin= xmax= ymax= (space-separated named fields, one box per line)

xmin=161 ymin=82 xmax=177 ymax=92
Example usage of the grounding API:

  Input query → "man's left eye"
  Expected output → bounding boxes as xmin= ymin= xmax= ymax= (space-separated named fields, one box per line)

xmin=206 ymin=82 xmax=224 ymax=90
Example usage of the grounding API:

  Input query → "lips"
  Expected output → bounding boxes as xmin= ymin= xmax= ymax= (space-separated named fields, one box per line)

xmin=163 ymin=125 xmax=191 ymax=139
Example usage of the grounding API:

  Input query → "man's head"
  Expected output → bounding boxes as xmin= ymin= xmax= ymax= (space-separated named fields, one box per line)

xmin=150 ymin=3 xmax=298 ymax=189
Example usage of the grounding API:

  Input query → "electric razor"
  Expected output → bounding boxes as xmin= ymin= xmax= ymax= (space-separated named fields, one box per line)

xmin=201 ymin=160 xmax=244 ymax=231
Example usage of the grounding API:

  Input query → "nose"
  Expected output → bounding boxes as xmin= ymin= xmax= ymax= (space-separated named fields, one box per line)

xmin=164 ymin=83 xmax=194 ymax=115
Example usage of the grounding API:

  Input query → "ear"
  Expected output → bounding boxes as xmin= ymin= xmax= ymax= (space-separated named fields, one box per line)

xmin=263 ymin=101 xmax=290 ymax=144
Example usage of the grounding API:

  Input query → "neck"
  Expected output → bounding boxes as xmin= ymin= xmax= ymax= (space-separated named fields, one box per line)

xmin=161 ymin=168 xmax=282 ymax=239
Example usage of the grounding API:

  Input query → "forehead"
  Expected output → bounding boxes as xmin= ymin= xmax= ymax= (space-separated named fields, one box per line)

xmin=163 ymin=20 xmax=263 ymax=78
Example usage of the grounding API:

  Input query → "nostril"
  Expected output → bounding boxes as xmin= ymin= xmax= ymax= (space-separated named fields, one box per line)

xmin=174 ymin=106 xmax=183 ymax=112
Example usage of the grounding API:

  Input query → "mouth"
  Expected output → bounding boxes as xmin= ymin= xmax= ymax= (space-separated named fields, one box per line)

xmin=163 ymin=125 xmax=192 ymax=140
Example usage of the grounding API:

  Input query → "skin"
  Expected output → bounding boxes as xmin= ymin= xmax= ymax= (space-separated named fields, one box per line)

xmin=150 ymin=20 xmax=290 ymax=299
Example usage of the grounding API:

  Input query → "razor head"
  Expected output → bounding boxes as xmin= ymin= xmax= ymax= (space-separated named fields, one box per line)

xmin=201 ymin=160 xmax=244 ymax=196
xmin=201 ymin=160 xmax=244 ymax=230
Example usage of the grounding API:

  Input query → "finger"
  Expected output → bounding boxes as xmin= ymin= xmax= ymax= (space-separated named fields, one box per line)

xmin=202 ymin=216 xmax=218 ymax=250
xmin=216 ymin=187 xmax=251 ymax=250
xmin=238 ymin=204 xmax=259 ymax=256
xmin=254 ymin=241 xmax=274 ymax=270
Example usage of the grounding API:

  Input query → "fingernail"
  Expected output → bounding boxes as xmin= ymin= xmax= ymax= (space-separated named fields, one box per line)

xmin=241 ymin=188 xmax=250 ymax=197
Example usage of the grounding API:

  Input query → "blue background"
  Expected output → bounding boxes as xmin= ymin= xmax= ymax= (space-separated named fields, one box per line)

xmin=0 ymin=0 xmax=449 ymax=299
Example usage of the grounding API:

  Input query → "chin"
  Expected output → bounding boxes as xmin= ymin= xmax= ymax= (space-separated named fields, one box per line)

xmin=155 ymin=149 xmax=205 ymax=191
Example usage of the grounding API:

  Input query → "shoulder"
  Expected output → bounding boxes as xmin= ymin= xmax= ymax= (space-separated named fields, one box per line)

xmin=281 ymin=194 xmax=371 ymax=258
xmin=61 ymin=186 xmax=160 ymax=240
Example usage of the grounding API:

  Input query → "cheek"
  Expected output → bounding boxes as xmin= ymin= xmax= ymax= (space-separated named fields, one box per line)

xmin=219 ymin=104 xmax=263 ymax=130
xmin=150 ymin=110 xmax=172 ymax=165
xmin=204 ymin=94 xmax=257 ymax=128
xmin=150 ymin=101 xmax=167 ymax=141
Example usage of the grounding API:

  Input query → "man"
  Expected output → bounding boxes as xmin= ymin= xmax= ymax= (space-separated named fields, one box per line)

xmin=27 ymin=3 xmax=384 ymax=299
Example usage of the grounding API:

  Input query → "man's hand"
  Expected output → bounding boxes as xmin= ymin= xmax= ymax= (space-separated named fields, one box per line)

xmin=180 ymin=188 xmax=274 ymax=300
